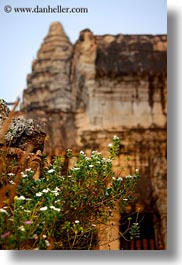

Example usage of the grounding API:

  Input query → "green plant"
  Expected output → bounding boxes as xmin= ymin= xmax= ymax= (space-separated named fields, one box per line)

xmin=0 ymin=136 xmax=139 ymax=250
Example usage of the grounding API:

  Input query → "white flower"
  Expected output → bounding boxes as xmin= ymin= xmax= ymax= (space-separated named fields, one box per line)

xmin=67 ymin=148 xmax=72 ymax=152
xmin=9 ymin=180 xmax=15 ymax=185
xmin=47 ymin=169 xmax=55 ymax=173
xmin=45 ymin=240 xmax=50 ymax=247
xmin=33 ymin=234 xmax=38 ymax=240
xmin=123 ymin=198 xmax=128 ymax=201
xmin=112 ymin=177 xmax=116 ymax=180
xmin=50 ymin=206 xmax=61 ymax=212
xmin=80 ymin=150 xmax=85 ymax=155
xmin=135 ymin=169 xmax=139 ymax=172
xmin=42 ymin=188 xmax=50 ymax=193
xmin=21 ymin=172 xmax=28 ymax=178
xmin=108 ymin=143 xmax=113 ymax=148
xmin=89 ymin=164 xmax=94 ymax=168
xmin=51 ymin=187 xmax=60 ymax=196
xmin=72 ymin=167 xmax=80 ymax=171
xmin=113 ymin=135 xmax=119 ymax=140
xmin=18 ymin=225 xmax=25 ymax=232
xmin=75 ymin=220 xmax=80 ymax=224
xmin=117 ymin=177 xmax=123 ymax=181
xmin=0 ymin=209 xmax=8 ymax=215
xmin=92 ymin=224 xmax=96 ymax=227
xmin=25 ymin=168 xmax=33 ymax=172
xmin=36 ymin=192 xmax=43 ymax=197
xmin=7 ymin=173 xmax=15 ymax=176
xmin=43 ymin=234 xmax=47 ymax=239
xmin=17 ymin=195 xmax=26 ymax=200
xmin=54 ymin=208 xmax=61 ymax=212
xmin=24 ymin=210 xmax=31 ymax=213
xmin=92 ymin=151 xmax=101 ymax=155
xmin=40 ymin=206 xmax=48 ymax=211
xmin=125 ymin=175 xmax=133 ymax=179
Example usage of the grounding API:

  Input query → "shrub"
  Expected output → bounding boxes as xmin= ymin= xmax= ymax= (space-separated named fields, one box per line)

xmin=0 ymin=136 xmax=139 ymax=250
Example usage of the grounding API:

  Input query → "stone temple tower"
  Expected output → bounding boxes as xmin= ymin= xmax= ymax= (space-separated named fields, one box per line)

xmin=22 ymin=22 xmax=73 ymax=112
xmin=22 ymin=22 xmax=75 ymax=154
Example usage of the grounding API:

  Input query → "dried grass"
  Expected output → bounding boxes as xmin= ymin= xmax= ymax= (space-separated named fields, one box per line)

xmin=0 ymin=99 xmax=41 ymax=207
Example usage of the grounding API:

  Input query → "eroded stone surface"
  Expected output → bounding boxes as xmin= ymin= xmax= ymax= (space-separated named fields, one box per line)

xmin=0 ymin=100 xmax=46 ymax=152
xmin=0 ymin=99 xmax=10 ymax=127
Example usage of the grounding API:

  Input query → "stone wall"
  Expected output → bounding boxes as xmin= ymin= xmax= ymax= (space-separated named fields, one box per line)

xmin=21 ymin=22 xmax=167 ymax=249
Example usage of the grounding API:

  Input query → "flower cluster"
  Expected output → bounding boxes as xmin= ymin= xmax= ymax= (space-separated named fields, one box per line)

xmin=0 ymin=136 xmax=139 ymax=250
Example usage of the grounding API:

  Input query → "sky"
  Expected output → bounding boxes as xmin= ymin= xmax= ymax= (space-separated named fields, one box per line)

xmin=0 ymin=0 xmax=167 ymax=103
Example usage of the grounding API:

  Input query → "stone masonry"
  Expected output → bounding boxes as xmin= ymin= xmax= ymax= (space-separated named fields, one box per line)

xmin=21 ymin=22 xmax=167 ymax=250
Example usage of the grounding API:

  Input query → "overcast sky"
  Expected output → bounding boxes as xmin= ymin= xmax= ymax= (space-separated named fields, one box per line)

xmin=0 ymin=0 xmax=167 ymax=103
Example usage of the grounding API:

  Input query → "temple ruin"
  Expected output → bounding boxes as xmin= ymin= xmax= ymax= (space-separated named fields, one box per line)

xmin=21 ymin=22 xmax=167 ymax=250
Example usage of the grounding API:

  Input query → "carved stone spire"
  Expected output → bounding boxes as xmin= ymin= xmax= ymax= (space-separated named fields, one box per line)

xmin=22 ymin=22 xmax=73 ymax=112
